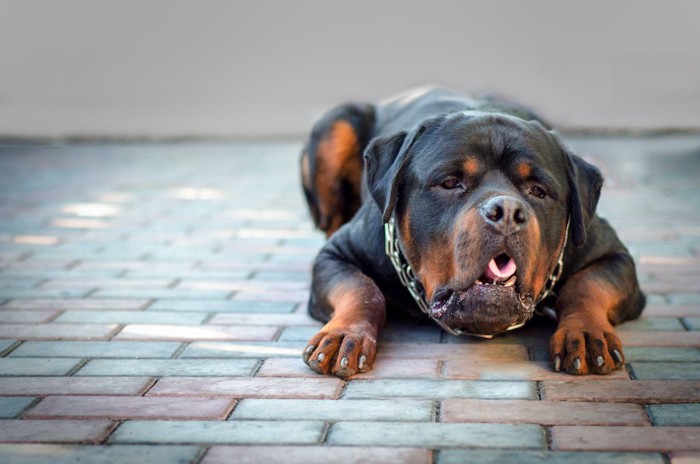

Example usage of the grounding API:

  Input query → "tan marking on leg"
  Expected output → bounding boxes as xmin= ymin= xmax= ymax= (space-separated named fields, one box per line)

xmin=301 ymin=151 xmax=312 ymax=190
xmin=314 ymin=120 xmax=362 ymax=236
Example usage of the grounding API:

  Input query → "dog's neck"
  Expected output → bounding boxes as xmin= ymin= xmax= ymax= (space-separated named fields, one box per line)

xmin=384 ymin=217 xmax=569 ymax=338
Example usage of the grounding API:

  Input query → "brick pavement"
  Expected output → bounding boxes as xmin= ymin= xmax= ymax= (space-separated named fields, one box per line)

xmin=0 ymin=137 xmax=699 ymax=463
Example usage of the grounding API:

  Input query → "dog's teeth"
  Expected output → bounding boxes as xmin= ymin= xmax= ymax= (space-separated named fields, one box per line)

xmin=475 ymin=279 xmax=483 ymax=285
xmin=501 ymin=276 xmax=517 ymax=287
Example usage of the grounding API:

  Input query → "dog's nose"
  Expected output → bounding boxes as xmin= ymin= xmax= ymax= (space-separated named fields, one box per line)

xmin=478 ymin=195 xmax=529 ymax=234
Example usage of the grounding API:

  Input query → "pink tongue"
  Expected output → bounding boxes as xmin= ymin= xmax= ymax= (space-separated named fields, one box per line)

xmin=484 ymin=257 xmax=517 ymax=281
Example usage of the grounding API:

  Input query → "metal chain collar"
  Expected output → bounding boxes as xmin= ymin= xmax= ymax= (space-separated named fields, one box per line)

xmin=384 ymin=217 xmax=569 ymax=338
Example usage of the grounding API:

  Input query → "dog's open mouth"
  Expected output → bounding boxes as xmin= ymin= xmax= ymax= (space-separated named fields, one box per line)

xmin=428 ymin=253 xmax=531 ymax=334
xmin=476 ymin=253 xmax=517 ymax=287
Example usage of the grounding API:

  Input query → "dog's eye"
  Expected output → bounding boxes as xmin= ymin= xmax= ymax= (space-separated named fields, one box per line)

xmin=529 ymin=185 xmax=547 ymax=199
xmin=439 ymin=177 xmax=462 ymax=190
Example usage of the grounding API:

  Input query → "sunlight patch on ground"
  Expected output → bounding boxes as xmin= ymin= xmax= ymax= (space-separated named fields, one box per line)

xmin=62 ymin=203 xmax=122 ymax=217
xmin=170 ymin=188 xmax=225 ymax=200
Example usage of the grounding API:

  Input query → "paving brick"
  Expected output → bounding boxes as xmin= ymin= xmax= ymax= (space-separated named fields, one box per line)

xmin=75 ymin=261 xmax=196 ymax=272
xmin=0 ymin=358 xmax=81 ymax=376
xmin=648 ymin=404 xmax=700 ymax=425
xmin=0 ymin=419 xmax=114 ymax=443
xmin=181 ymin=341 xmax=303 ymax=358
xmin=41 ymin=278 xmax=174 ymax=289
xmin=148 ymin=377 xmax=343 ymax=399
xmin=551 ymin=426 xmax=700 ymax=452
xmin=109 ymin=420 xmax=326 ymax=445
xmin=277 ymin=326 xmax=326 ymax=342
xmin=437 ymin=450 xmax=665 ymax=464
xmin=202 ymin=446 xmax=431 ymax=464
xmin=0 ymin=289 xmax=91 ymax=299
xmin=0 ymin=398 xmax=35 ymax=418
xmin=624 ymin=347 xmax=700 ymax=362
xmin=0 ymin=444 xmax=202 ymax=464
xmin=76 ymin=358 xmax=258 ymax=377
xmin=643 ymin=305 xmax=700 ymax=318
xmin=208 ymin=313 xmax=319 ymax=326
xmin=671 ymin=452 xmax=700 ymax=464
xmin=619 ymin=331 xmax=700 ymax=347
xmin=231 ymin=398 xmax=432 ymax=421
xmin=445 ymin=360 xmax=631 ymax=381
xmin=440 ymin=399 xmax=648 ymax=425
xmin=616 ymin=317 xmax=686 ymax=331
xmin=147 ymin=300 xmax=297 ymax=313
xmin=328 ymin=422 xmax=544 ymax=448
xmin=178 ymin=279 xmax=308 ymax=292
xmin=26 ymin=396 xmax=235 ymax=420
xmin=54 ymin=310 xmax=208 ymax=325
xmin=378 ymin=343 xmax=529 ymax=361
xmin=343 ymin=379 xmax=536 ymax=400
xmin=257 ymin=357 xmax=440 ymax=379
xmin=232 ymin=290 xmax=308 ymax=303
xmin=114 ymin=324 xmax=278 ymax=341
xmin=1 ymin=299 xmax=151 ymax=311
xmin=0 ymin=310 xmax=59 ymax=323
xmin=91 ymin=288 xmax=233 ymax=299
xmin=631 ymin=362 xmax=700 ymax=380
xmin=543 ymin=380 xmax=700 ymax=403
xmin=669 ymin=294 xmax=700 ymax=305
xmin=9 ymin=341 xmax=181 ymax=358
xmin=0 ymin=323 xmax=118 ymax=340
xmin=0 ymin=377 xmax=152 ymax=396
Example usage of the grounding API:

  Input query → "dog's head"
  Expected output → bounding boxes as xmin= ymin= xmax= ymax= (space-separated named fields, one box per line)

xmin=365 ymin=112 xmax=602 ymax=335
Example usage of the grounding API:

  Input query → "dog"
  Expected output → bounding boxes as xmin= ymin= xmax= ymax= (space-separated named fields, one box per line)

xmin=299 ymin=87 xmax=645 ymax=377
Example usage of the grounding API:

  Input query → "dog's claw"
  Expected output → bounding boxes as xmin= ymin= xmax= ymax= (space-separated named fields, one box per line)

xmin=340 ymin=357 xmax=349 ymax=369
xmin=573 ymin=357 xmax=581 ymax=371
xmin=613 ymin=349 xmax=624 ymax=364
xmin=358 ymin=355 xmax=367 ymax=371
xmin=596 ymin=355 xmax=604 ymax=367
xmin=317 ymin=353 xmax=325 ymax=362
xmin=553 ymin=355 xmax=561 ymax=372
xmin=303 ymin=345 xmax=315 ymax=362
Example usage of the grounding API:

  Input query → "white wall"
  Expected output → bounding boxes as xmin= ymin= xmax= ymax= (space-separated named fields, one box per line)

xmin=1 ymin=0 xmax=699 ymax=138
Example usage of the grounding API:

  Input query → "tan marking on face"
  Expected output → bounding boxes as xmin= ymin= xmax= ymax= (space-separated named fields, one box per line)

xmin=516 ymin=162 xmax=532 ymax=179
xmin=399 ymin=209 xmax=413 ymax=257
xmin=463 ymin=157 xmax=480 ymax=177
xmin=412 ymin=210 xmax=456 ymax=302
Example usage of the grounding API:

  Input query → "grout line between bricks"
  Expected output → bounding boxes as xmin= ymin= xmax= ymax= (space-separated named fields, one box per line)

xmin=679 ymin=317 xmax=693 ymax=331
xmin=543 ymin=425 xmax=554 ymax=450
xmin=66 ymin=358 xmax=91 ymax=376
xmin=432 ymin=400 xmax=441 ymax=423
xmin=0 ymin=340 xmax=23 ymax=357
xmin=16 ymin=397 xmax=43 ymax=419
xmin=171 ymin=342 xmax=191 ymax=359
xmin=191 ymin=446 xmax=210 ymax=464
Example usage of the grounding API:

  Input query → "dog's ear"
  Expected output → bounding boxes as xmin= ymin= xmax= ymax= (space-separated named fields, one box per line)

xmin=565 ymin=150 xmax=604 ymax=247
xmin=364 ymin=125 xmax=425 ymax=223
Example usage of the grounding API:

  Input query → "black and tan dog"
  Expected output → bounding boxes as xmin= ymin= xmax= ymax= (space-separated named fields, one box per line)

xmin=300 ymin=87 xmax=645 ymax=377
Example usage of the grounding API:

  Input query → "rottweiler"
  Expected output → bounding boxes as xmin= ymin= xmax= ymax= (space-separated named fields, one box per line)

xmin=300 ymin=87 xmax=645 ymax=377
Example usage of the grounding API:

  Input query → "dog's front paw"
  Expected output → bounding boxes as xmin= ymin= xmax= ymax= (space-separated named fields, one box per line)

xmin=549 ymin=317 xmax=625 ymax=375
xmin=302 ymin=322 xmax=378 ymax=378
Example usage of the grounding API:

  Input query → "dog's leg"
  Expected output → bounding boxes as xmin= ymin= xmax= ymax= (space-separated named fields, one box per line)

xmin=300 ymin=103 xmax=376 ymax=237
xmin=303 ymin=245 xmax=386 ymax=378
xmin=549 ymin=252 xmax=645 ymax=375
